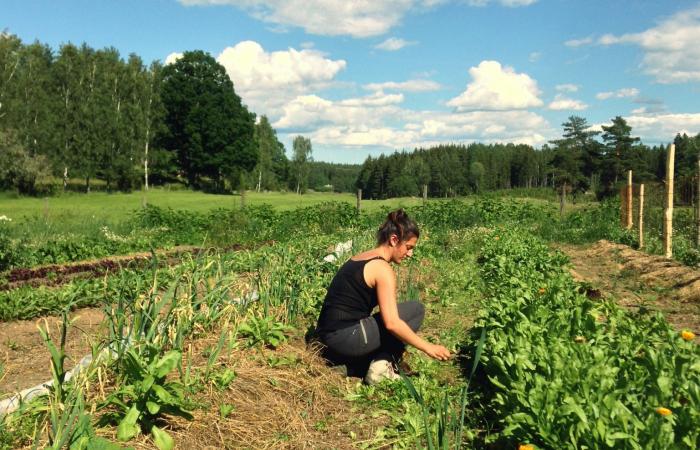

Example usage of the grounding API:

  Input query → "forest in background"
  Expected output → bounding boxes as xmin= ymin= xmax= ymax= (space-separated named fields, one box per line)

xmin=356 ymin=119 xmax=699 ymax=203
xmin=1 ymin=33 xmax=698 ymax=202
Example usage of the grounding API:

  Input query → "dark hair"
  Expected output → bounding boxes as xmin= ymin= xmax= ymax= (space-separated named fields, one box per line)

xmin=376 ymin=209 xmax=420 ymax=245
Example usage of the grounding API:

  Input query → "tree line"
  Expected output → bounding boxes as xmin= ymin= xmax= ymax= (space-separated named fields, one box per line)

xmin=356 ymin=116 xmax=699 ymax=203
xmin=0 ymin=34 xmax=352 ymax=195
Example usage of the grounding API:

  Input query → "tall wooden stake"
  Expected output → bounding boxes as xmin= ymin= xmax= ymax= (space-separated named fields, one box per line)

xmin=356 ymin=189 xmax=362 ymax=213
xmin=422 ymin=184 xmax=428 ymax=206
xmin=559 ymin=183 xmax=566 ymax=217
xmin=697 ymin=160 xmax=700 ymax=247
xmin=626 ymin=170 xmax=633 ymax=229
xmin=663 ymin=144 xmax=675 ymax=259
xmin=638 ymin=184 xmax=645 ymax=249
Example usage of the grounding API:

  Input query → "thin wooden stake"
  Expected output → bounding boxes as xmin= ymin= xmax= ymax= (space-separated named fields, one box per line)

xmin=663 ymin=143 xmax=675 ymax=259
xmin=697 ymin=160 xmax=700 ymax=247
xmin=422 ymin=184 xmax=428 ymax=206
xmin=356 ymin=189 xmax=362 ymax=213
xmin=626 ymin=170 xmax=633 ymax=229
xmin=559 ymin=183 xmax=566 ymax=217
xmin=638 ymin=184 xmax=645 ymax=249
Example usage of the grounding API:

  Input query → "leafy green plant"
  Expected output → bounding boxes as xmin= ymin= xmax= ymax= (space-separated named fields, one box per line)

xmin=219 ymin=404 xmax=235 ymax=419
xmin=471 ymin=229 xmax=700 ymax=448
xmin=37 ymin=312 xmax=129 ymax=450
xmin=101 ymin=346 xmax=192 ymax=449
xmin=238 ymin=316 xmax=290 ymax=348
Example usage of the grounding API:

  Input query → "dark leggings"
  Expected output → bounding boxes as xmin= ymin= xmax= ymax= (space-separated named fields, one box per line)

xmin=321 ymin=301 xmax=425 ymax=363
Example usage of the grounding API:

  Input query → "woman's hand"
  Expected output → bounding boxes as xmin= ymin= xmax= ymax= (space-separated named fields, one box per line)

xmin=423 ymin=343 xmax=451 ymax=361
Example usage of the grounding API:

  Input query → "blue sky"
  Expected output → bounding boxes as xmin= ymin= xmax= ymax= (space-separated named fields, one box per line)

xmin=4 ymin=0 xmax=700 ymax=163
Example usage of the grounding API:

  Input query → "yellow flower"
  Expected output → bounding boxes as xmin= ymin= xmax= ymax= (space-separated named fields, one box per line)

xmin=574 ymin=336 xmax=586 ymax=343
xmin=519 ymin=445 xmax=535 ymax=450
xmin=494 ymin=236 xmax=500 ymax=241
xmin=655 ymin=407 xmax=672 ymax=416
xmin=681 ymin=330 xmax=696 ymax=341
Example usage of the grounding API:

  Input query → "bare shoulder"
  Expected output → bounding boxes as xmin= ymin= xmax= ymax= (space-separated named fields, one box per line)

xmin=351 ymin=249 xmax=380 ymax=261
xmin=364 ymin=257 xmax=394 ymax=287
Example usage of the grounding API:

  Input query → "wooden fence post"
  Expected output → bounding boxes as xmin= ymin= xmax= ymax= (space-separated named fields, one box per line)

xmin=638 ymin=184 xmax=645 ymax=249
xmin=697 ymin=160 xmax=700 ymax=247
xmin=422 ymin=184 xmax=428 ymax=206
xmin=559 ymin=183 xmax=566 ymax=217
xmin=626 ymin=170 xmax=633 ymax=229
xmin=240 ymin=189 xmax=246 ymax=209
xmin=356 ymin=189 xmax=362 ymax=213
xmin=664 ymin=144 xmax=675 ymax=259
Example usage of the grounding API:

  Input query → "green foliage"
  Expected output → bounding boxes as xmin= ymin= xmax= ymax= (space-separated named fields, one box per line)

xmin=159 ymin=50 xmax=256 ymax=189
xmin=291 ymin=135 xmax=313 ymax=194
xmin=469 ymin=229 xmax=700 ymax=448
xmin=238 ymin=316 xmax=290 ymax=348
xmin=101 ymin=346 xmax=192 ymax=447
xmin=0 ymin=130 xmax=51 ymax=195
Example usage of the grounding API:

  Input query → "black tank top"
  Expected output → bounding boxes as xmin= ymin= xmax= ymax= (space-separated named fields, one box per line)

xmin=316 ymin=256 xmax=385 ymax=333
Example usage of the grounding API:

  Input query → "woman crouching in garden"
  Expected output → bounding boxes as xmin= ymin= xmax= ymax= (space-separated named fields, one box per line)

xmin=315 ymin=209 xmax=451 ymax=384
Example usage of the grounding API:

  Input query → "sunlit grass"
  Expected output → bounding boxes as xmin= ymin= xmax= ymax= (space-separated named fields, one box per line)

xmin=0 ymin=188 xmax=428 ymax=225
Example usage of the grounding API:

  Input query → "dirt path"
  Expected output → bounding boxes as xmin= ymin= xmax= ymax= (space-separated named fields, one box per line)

xmin=0 ymin=308 xmax=106 ymax=394
xmin=556 ymin=240 xmax=700 ymax=333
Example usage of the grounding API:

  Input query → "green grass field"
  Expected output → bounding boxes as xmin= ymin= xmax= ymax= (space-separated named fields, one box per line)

xmin=0 ymin=188 xmax=426 ymax=224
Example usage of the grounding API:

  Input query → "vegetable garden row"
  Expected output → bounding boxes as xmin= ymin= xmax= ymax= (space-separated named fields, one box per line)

xmin=0 ymin=198 xmax=697 ymax=448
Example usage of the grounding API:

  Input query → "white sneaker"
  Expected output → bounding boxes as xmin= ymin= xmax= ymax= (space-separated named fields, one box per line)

xmin=364 ymin=358 xmax=401 ymax=385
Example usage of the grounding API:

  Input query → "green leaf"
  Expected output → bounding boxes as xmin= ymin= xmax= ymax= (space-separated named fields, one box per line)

xmin=152 ymin=384 xmax=174 ymax=404
xmin=116 ymin=406 xmax=141 ymax=442
xmin=146 ymin=401 xmax=161 ymax=415
xmin=86 ymin=437 xmax=134 ymax=450
xmin=657 ymin=375 xmax=672 ymax=396
xmin=141 ymin=375 xmax=155 ymax=393
xmin=155 ymin=351 xmax=181 ymax=378
xmin=151 ymin=426 xmax=175 ymax=450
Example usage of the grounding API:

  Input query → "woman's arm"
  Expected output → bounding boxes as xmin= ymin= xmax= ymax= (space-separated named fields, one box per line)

xmin=371 ymin=261 xmax=451 ymax=361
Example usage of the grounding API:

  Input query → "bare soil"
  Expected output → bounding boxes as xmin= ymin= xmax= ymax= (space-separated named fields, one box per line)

xmin=556 ymin=240 xmax=700 ymax=333
xmin=0 ymin=308 xmax=106 ymax=394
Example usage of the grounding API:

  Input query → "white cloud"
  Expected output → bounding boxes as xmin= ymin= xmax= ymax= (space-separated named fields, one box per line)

xmin=363 ymin=79 xmax=442 ymax=92
xmin=164 ymin=52 xmax=183 ymax=65
xmin=466 ymin=0 xmax=537 ymax=6
xmin=565 ymin=36 xmax=593 ymax=47
xmin=215 ymin=40 xmax=346 ymax=117
xmin=625 ymin=113 xmax=700 ymax=141
xmin=528 ymin=51 xmax=541 ymax=62
xmin=500 ymin=0 xmax=537 ymax=6
xmin=339 ymin=91 xmax=404 ymax=107
xmin=596 ymin=6 xmax=700 ymax=83
xmin=179 ymin=0 xmax=434 ymax=38
xmin=274 ymin=91 xmax=553 ymax=150
xmin=273 ymin=93 xmax=404 ymax=130
xmin=555 ymin=83 xmax=579 ymax=92
xmin=595 ymin=87 xmax=639 ymax=100
xmin=447 ymin=60 xmax=543 ymax=111
xmin=548 ymin=94 xmax=587 ymax=111
xmin=591 ymin=113 xmax=700 ymax=142
xmin=375 ymin=37 xmax=416 ymax=51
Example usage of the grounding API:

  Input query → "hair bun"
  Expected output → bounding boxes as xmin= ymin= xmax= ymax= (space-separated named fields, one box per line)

xmin=377 ymin=208 xmax=418 ymax=245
